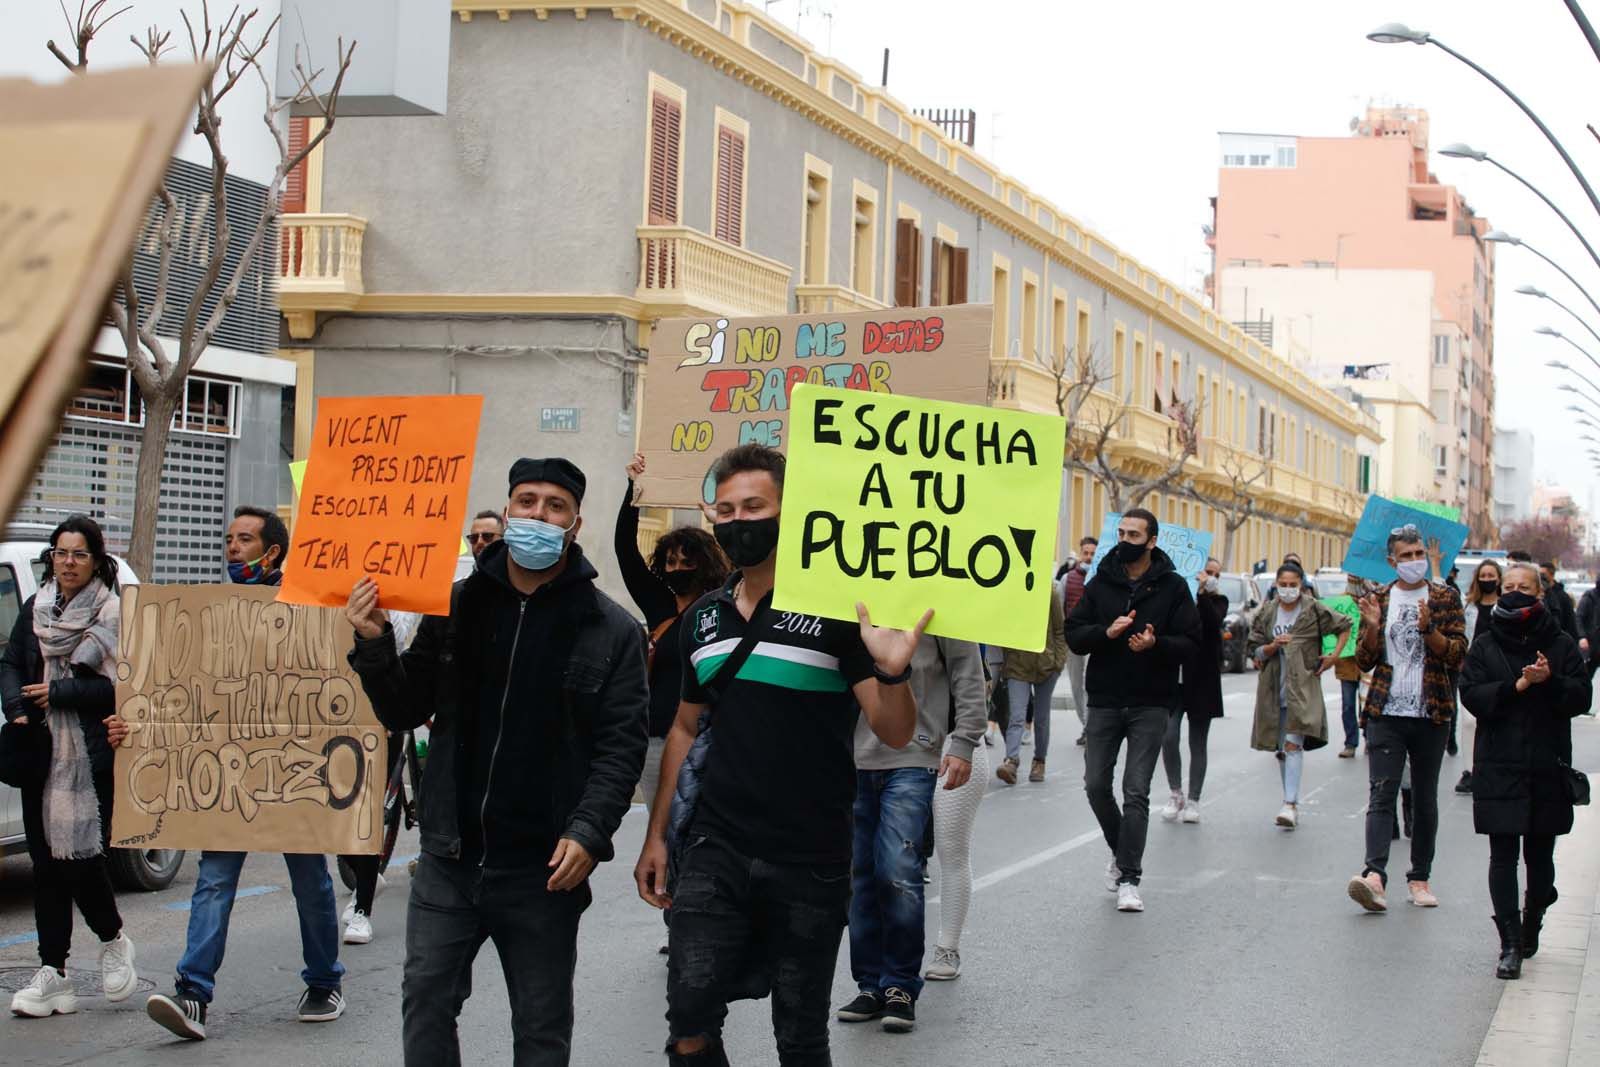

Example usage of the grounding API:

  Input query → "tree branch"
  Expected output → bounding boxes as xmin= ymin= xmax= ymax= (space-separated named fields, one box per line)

xmin=47 ymin=0 xmax=131 ymax=74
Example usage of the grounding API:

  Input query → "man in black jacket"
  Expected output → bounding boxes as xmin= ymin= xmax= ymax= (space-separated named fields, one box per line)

xmin=1577 ymin=582 xmax=1600 ymax=676
xmin=1065 ymin=508 xmax=1200 ymax=914
xmin=346 ymin=457 xmax=648 ymax=1066
xmin=1539 ymin=561 xmax=1581 ymax=642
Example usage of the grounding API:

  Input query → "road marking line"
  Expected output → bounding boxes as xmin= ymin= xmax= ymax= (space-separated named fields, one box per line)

xmin=971 ymin=829 xmax=1105 ymax=893
xmin=0 ymin=932 xmax=39 ymax=949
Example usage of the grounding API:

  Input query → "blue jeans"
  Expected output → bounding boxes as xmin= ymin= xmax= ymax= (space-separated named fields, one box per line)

xmin=848 ymin=768 xmax=936 ymax=999
xmin=1277 ymin=704 xmax=1304 ymax=804
xmin=176 ymin=851 xmax=344 ymax=1003
xmin=1005 ymin=673 xmax=1061 ymax=762
xmin=1341 ymin=679 xmax=1361 ymax=750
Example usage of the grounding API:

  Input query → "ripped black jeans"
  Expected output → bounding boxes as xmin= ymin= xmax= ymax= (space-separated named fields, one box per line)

xmin=666 ymin=835 xmax=849 ymax=1066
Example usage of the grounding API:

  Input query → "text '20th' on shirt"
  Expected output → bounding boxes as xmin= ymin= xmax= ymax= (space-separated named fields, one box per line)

xmin=680 ymin=580 xmax=875 ymax=866
xmin=1385 ymin=583 xmax=1429 ymax=717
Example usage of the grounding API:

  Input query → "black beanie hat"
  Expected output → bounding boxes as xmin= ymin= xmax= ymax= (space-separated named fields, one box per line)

xmin=508 ymin=457 xmax=586 ymax=505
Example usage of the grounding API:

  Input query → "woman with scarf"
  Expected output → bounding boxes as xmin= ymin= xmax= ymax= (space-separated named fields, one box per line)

xmin=0 ymin=515 xmax=136 ymax=1016
xmin=1460 ymin=561 xmax=1591 ymax=980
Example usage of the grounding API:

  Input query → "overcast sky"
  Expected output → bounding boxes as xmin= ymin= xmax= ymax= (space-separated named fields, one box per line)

xmin=783 ymin=0 xmax=1600 ymax=518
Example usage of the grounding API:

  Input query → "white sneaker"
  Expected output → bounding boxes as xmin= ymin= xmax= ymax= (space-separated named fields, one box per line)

xmin=1180 ymin=800 xmax=1201 ymax=824
xmin=1116 ymin=883 xmax=1145 ymax=912
xmin=10 ymin=965 xmax=77 ymax=1018
xmin=1160 ymin=790 xmax=1185 ymax=822
xmin=1105 ymin=856 xmax=1121 ymax=892
xmin=343 ymin=910 xmax=373 ymax=945
xmin=100 ymin=932 xmax=137 ymax=1002
xmin=1275 ymin=804 xmax=1298 ymax=830
xmin=341 ymin=893 xmax=357 ymax=926
xmin=923 ymin=945 xmax=962 ymax=981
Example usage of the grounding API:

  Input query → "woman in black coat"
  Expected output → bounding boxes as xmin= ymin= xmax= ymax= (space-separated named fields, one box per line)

xmin=1160 ymin=559 xmax=1228 ymax=825
xmin=1460 ymin=561 xmax=1592 ymax=981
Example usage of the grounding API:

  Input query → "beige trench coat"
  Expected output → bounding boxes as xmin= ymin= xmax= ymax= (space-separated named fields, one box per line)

xmin=1248 ymin=598 xmax=1352 ymax=752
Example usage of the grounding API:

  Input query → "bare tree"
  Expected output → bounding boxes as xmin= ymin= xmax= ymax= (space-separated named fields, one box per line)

xmin=1193 ymin=442 xmax=1272 ymax=571
xmin=46 ymin=1 xmax=353 ymax=578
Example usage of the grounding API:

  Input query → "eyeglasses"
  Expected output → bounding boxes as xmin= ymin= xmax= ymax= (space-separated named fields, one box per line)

xmin=1389 ymin=523 xmax=1419 ymax=536
xmin=50 ymin=549 xmax=93 ymax=563
xmin=466 ymin=532 xmax=499 ymax=544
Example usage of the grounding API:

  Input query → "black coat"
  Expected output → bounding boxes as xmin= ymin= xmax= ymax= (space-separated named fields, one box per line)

xmin=1065 ymin=546 xmax=1200 ymax=710
xmin=0 ymin=595 xmax=117 ymax=777
xmin=1181 ymin=591 xmax=1227 ymax=719
xmin=1460 ymin=610 xmax=1591 ymax=837
xmin=1547 ymin=582 xmax=1581 ymax=643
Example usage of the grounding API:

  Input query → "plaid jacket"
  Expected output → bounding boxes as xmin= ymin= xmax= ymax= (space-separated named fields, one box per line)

xmin=1356 ymin=580 xmax=1467 ymax=726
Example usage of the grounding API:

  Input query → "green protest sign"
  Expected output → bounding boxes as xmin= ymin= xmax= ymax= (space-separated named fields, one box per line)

xmin=1321 ymin=593 xmax=1360 ymax=658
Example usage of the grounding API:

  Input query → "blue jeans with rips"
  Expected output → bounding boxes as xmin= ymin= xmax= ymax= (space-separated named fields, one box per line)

xmin=848 ymin=767 xmax=937 ymax=1000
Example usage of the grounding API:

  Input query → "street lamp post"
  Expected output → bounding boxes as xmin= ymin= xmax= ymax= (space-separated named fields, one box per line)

xmin=1486 ymin=231 xmax=1600 ymax=322
xmin=1517 ymin=285 xmax=1600 ymax=351
xmin=1440 ymin=143 xmax=1600 ymax=271
xmin=1542 ymin=330 xmax=1600 ymax=378
xmin=1368 ymin=23 xmax=1600 ymax=222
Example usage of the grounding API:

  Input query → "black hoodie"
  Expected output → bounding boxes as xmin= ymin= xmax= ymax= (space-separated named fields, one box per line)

xmin=1065 ymin=545 xmax=1201 ymax=709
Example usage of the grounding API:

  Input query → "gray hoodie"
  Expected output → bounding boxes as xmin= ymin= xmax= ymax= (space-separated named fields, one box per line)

xmin=855 ymin=633 xmax=988 ymax=771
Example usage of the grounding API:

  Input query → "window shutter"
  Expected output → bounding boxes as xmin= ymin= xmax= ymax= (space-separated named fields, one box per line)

xmin=894 ymin=218 xmax=921 ymax=306
xmin=950 ymin=246 xmax=969 ymax=303
xmin=929 ymin=237 xmax=947 ymax=305
xmin=714 ymin=126 xmax=744 ymax=244
xmin=283 ymin=116 xmax=309 ymax=213
xmin=647 ymin=93 xmax=682 ymax=226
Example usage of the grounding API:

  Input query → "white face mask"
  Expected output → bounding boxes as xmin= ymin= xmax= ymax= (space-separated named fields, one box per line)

xmin=1202 ymin=576 xmax=1220 ymax=594
xmin=1395 ymin=559 xmax=1429 ymax=585
xmin=1277 ymin=585 xmax=1302 ymax=604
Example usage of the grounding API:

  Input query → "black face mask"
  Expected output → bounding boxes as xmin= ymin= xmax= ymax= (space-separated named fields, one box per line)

xmin=1497 ymin=590 xmax=1540 ymax=613
xmin=714 ymin=517 xmax=780 ymax=568
xmin=1113 ymin=540 xmax=1148 ymax=566
xmin=662 ymin=568 xmax=700 ymax=596
xmin=1478 ymin=578 xmax=1500 ymax=595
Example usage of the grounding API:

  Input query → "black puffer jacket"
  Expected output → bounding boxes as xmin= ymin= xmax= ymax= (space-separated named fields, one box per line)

xmin=0 ymin=595 xmax=117 ymax=777
xmin=1460 ymin=609 xmax=1591 ymax=837
xmin=1065 ymin=546 xmax=1200 ymax=710
xmin=351 ymin=541 xmax=648 ymax=870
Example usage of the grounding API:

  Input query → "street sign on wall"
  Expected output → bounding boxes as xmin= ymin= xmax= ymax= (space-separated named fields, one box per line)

xmin=541 ymin=407 xmax=580 ymax=432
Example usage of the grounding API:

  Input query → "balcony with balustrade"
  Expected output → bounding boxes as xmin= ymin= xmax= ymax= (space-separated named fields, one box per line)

xmin=635 ymin=225 xmax=791 ymax=320
xmin=794 ymin=284 xmax=887 ymax=315
xmin=278 ymin=213 xmax=368 ymax=339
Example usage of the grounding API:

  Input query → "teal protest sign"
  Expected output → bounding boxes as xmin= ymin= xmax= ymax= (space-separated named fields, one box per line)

xmin=1087 ymin=513 xmax=1213 ymax=599
xmin=1341 ymin=495 xmax=1469 ymax=585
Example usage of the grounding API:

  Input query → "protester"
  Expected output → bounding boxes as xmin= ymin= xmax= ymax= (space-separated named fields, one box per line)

xmin=632 ymin=444 xmax=930 ymax=1066
xmin=1 ymin=516 xmax=135 ymax=1018
xmin=1066 ymin=508 xmax=1200 ymax=913
xmin=1248 ymin=563 xmax=1350 ymax=830
xmin=1060 ymin=537 xmax=1097 ymax=746
xmin=467 ymin=509 xmax=506 ymax=559
xmin=1576 ymin=578 xmax=1600 ymax=675
xmin=1335 ymin=577 xmax=1368 ymax=759
xmin=1539 ymin=561 xmax=1581 ymax=642
xmin=925 ymin=645 xmax=992 ymax=982
xmin=1161 ymin=559 xmax=1226 ymax=824
xmin=1459 ymin=560 xmax=1591 ymax=980
xmin=996 ymin=577 xmax=1067 ymax=784
xmin=843 ymin=633 xmax=985 ymax=1029
xmin=1456 ymin=560 xmax=1503 ymax=794
xmin=1266 ymin=553 xmax=1319 ymax=600
xmin=1346 ymin=525 xmax=1467 ymax=913
xmin=346 ymin=457 xmax=647 ymax=1065
xmin=123 ymin=506 xmax=345 ymax=1039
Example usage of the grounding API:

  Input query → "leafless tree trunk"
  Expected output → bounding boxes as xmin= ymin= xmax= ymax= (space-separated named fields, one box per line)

xmin=46 ymin=1 xmax=353 ymax=578
xmin=1193 ymin=443 xmax=1272 ymax=570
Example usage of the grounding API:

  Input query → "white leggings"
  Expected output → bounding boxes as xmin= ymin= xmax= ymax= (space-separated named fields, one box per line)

xmin=933 ymin=737 xmax=989 ymax=951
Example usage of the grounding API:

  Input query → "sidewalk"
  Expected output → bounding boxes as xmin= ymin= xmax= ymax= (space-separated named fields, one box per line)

xmin=1476 ymin=787 xmax=1600 ymax=1066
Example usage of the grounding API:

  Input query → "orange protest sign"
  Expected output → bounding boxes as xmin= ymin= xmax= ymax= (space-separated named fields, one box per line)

xmin=278 ymin=395 xmax=483 ymax=614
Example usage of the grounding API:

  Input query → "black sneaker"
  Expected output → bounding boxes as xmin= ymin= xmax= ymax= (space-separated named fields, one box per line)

xmin=1455 ymin=770 xmax=1474 ymax=795
xmin=147 ymin=991 xmax=207 ymax=1040
xmin=881 ymin=987 xmax=915 ymax=1033
xmin=835 ymin=991 xmax=884 ymax=1022
xmin=297 ymin=986 xmax=345 ymax=1023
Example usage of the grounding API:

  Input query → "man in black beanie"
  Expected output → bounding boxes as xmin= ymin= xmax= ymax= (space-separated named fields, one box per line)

xmin=346 ymin=456 xmax=647 ymax=1065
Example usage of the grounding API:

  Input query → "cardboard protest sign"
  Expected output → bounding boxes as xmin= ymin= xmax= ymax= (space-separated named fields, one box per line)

xmin=1321 ymin=593 xmax=1361 ymax=658
xmin=772 ymin=384 xmax=1066 ymax=651
xmin=0 ymin=63 xmax=209 ymax=531
xmin=1395 ymin=497 xmax=1461 ymax=522
xmin=1087 ymin=514 xmax=1215 ymax=599
xmin=279 ymin=395 xmax=483 ymax=614
xmin=1341 ymin=495 xmax=1469 ymax=585
xmin=110 ymin=585 xmax=385 ymax=855
xmin=636 ymin=306 xmax=993 ymax=506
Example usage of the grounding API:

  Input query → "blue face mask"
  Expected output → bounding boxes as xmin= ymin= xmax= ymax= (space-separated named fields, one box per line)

xmin=503 ymin=515 xmax=574 ymax=571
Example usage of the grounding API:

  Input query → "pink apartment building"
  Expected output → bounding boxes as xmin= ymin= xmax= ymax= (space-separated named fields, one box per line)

xmin=1210 ymin=107 xmax=1495 ymax=538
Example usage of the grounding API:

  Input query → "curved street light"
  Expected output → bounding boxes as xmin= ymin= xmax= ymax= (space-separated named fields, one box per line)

xmin=1487 ymin=230 xmax=1600 ymax=321
xmin=1368 ymin=23 xmax=1600 ymax=221
xmin=1440 ymin=143 xmax=1600 ymax=271
xmin=1517 ymin=284 xmax=1600 ymax=351
xmin=1541 ymin=329 xmax=1600 ymax=376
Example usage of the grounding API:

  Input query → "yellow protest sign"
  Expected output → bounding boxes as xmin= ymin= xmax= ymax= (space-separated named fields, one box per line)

xmin=773 ymin=384 xmax=1066 ymax=651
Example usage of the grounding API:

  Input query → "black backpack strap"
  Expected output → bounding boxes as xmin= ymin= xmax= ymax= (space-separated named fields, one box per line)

xmin=702 ymin=606 xmax=769 ymax=708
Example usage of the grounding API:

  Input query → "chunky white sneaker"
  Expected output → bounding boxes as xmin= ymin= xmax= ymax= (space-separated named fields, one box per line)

xmin=1181 ymin=800 xmax=1201 ymax=824
xmin=1275 ymin=804 xmax=1298 ymax=830
xmin=101 ymin=931 xmax=137 ymax=1002
xmin=1160 ymin=790 xmax=1185 ymax=822
xmin=341 ymin=894 xmax=357 ymax=926
xmin=343 ymin=910 xmax=373 ymax=945
xmin=11 ymin=965 xmax=77 ymax=1018
xmin=1105 ymin=856 xmax=1121 ymax=892
xmin=1116 ymin=883 xmax=1144 ymax=912
xmin=924 ymin=945 xmax=962 ymax=981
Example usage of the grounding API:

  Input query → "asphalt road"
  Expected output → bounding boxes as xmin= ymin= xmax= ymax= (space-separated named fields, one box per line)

xmin=4 ymin=671 xmax=1597 ymax=1066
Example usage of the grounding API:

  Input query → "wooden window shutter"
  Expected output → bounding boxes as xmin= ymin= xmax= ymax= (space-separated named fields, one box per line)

xmin=929 ymin=237 xmax=947 ymax=305
xmin=894 ymin=218 xmax=921 ymax=306
xmin=950 ymin=246 xmax=969 ymax=304
xmin=283 ymin=116 xmax=309 ymax=213
xmin=713 ymin=126 xmax=744 ymax=244
xmin=647 ymin=93 xmax=682 ymax=226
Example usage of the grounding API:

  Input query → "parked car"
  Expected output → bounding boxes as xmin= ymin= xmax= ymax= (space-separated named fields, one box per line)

xmin=0 ymin=538 xmax=186 ymax=891
xmin=1216 ymin=572 xmax=1261 ymax=674
xmin=1313 ymin=568 xmax=1351 ymax=599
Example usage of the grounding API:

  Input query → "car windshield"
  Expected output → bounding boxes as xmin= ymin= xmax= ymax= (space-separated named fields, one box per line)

xmin=1216 ymin=576 xmax=1247 ymax=611
xmin=1314 ymin=574 xmax=1348 ymax=598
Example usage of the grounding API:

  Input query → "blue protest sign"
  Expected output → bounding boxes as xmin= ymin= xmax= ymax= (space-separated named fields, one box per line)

xmin=1087 ymin=512 xmax=1213 ymax=599
xmin=1341 ymin=495 xmax=1469 ymax=584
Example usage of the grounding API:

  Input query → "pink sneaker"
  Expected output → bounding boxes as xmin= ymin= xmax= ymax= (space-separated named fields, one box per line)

xmin=1408 ymin=881 xmax=1438 ymax=907
xmin=1348 ymin=872 xmax=1387 ymax=912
